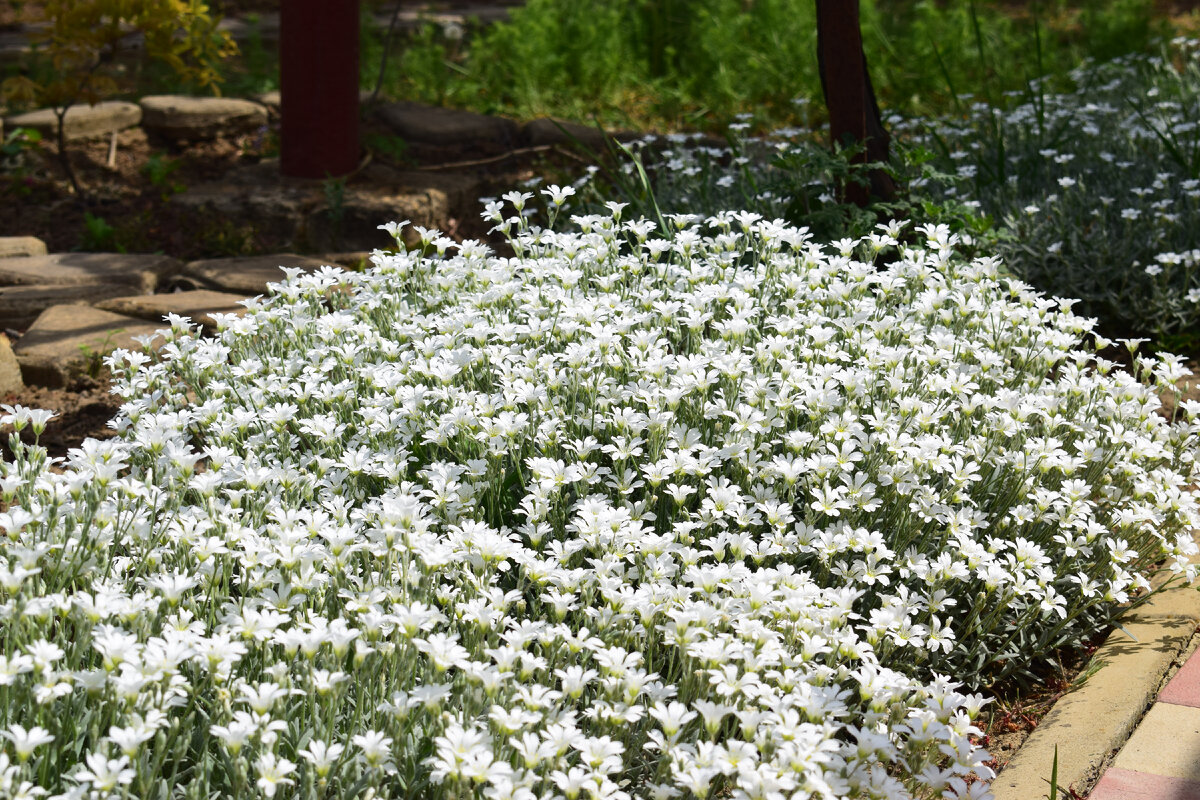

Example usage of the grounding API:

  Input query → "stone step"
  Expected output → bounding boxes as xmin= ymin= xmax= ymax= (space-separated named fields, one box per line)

xmin=376 ymin=101 xmax=520 ymax=149
xmin=12 ymin=305 xmax=167 ymax=389
xmin=0 ymin=236 xmax=48 ymax=259
xmin=0 ymin=333 xmax=23 ymax=396
xmin=139 ymin=95 xmax=268 ymax=142
xmin=180 ymin=253 xmax=329 ymax=296
xmin=95 ymin=290 xmax=250 ymax=331
xmin=0 ymin=283 xmax=138 ymax=331
xmin=0 ymin=253 xmax=182 ymax=293
xmin=4 ymin=101 xmax=142 ymax=142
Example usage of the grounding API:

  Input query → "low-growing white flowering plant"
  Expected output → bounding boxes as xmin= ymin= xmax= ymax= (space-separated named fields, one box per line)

xmin=901 ymin=37 xmax=1200 ymax=344
xmin=1 ymin=197 xmax=1198 ymax=800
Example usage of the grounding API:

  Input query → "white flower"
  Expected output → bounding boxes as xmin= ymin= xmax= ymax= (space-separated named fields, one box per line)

xmin=298 ymin=739 xmax=345 ymax=777
xmin=2 ymin=725 xmax=54 ymax=762
xmin=255 ymin=753 xmax=296 ymax=798
xmin=73 ymin=753 xmax=135 ymax=792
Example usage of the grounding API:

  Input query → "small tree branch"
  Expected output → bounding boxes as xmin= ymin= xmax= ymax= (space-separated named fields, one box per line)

xmin=368 ymin=3 xmax=404 ymax=109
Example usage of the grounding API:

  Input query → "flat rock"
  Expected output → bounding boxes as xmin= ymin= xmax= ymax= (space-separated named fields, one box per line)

xmin=182 ymin=254 xmax=328 ymax=295
xmin=376 ymin=101 xmax=519 ymax=147
xmin=522 ymin=117 xmax=613 ymax=152
xmin=140 ymin=95 xmax=268 ymax=141
xmin=319 ymin=252 xmax=372 ymax=269
xmin=307 ymin=187 xmax=448 ymax=252
xmin=305 ymin=166 xmax=479 ymax=251
xmin=96 ymin=290 xmax=249 ymax=330
xmin=170 ymin=180 xmax=319 ymax=247
xmin=253 ymin=90 xmax=282 ymax=117
xmin=4 ymin=101 xmax=141 ymax=141
xmin=0 ymin=282 xmax=136 ymax=331
xmin=0 ymin=253 xmax=181 ymax=293
xmin=0 ymin=236 xmax=48 ymax=259
xmin=13 ymin=305 xmax=166 ymax=389
xmin=0 ymin=333 xmax=22 ymax=396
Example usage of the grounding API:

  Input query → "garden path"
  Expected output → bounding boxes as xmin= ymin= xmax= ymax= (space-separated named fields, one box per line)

xmin=1088 ymin=642 xmax=1200 ymax=799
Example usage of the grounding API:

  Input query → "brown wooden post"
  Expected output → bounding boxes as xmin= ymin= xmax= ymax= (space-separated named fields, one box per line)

xmin=280 ymin=0 xmax=361 ymax=178
xmin=815 ymin=0 xmax=896 ymax=206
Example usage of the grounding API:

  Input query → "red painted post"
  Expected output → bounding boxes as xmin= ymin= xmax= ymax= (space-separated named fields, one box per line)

xmin=280 ymin=0 xmax=361 ymax=178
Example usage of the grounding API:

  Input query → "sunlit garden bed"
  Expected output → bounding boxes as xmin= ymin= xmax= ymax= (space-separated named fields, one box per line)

xmin=2 ymin=195 xmax=1198 ymax=798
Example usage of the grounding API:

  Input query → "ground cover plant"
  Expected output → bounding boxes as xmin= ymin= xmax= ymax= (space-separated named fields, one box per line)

xmin=902 ymin=38 xmax=1200 ymax=351
xmin=2 ymin=193 xmax=1199 ymax=798
xmin=581 ymin=35 xmax=1200 ymax=355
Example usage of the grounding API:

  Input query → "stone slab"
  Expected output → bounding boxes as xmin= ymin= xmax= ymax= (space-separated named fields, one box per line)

xmin=1090 ymin=768 xmax=1200 ymax=800
xmin=319 ymin=252 xmax=372 ymax=269
xmin=0 ymin=253 xmax=181 ymax=293
xmin=1112 ymin=703 xmax=1200 ymax=781
xmin=521 ymin=117 xmax=612 ymax=152
xmin=989 ymin=617 xmax=1197 ymax=800
xmin=182 ymin=254 xmax=328 ymax=296
xmin=4 ymin=101 xmax=141 ymax=141
xmin=169 ymin=181 xmax=319 ymax=246
xmin=0 ymin=236 xmax=48 ymax=259
xmin=12 ymin=305 xmax=166 ymax=389
xmin=376 ymin=101 xmax=520 ymax=147
xmin=95 ymin=290 xmax=249 ymax=330
xmin=307 ymin=188 xmax=445 ymax=252
xmin=140 ymin=95 xmax=268 ymax=141
xmin=0 ymin=333 xmax=22 ymax=396
xmin=305 ymin=166 xmax=479 ymax=252
xmin=0 ymin=282 xmax=135 ymax=331
xmin=1161 ymin=648 xmax=1200 ymax=709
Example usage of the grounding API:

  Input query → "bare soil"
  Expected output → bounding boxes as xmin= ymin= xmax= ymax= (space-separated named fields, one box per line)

xmin=1 ymin=377 xmax=120 ymax=463
xmin=0 ymin=111 xmax=585 ymax=261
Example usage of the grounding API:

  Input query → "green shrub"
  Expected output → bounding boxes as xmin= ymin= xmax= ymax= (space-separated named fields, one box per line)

xmin=366 ymin=0 xmax=1176 ymax=131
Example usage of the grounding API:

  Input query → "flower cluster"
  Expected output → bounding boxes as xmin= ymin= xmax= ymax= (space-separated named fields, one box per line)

xmin=900 ymin=37 xmax=1200 ymax=342
xmin=1 ymin=198 xmax=1198 ymax=799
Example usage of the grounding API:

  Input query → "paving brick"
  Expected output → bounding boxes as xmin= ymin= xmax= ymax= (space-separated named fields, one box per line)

xmin=1090 ymin=768 xmax=1200 ymax=800
xmin=1111 ymin=703 xmax=1200 ymax=781
xmin=1161 ymin=647 xmax=1200 ymax=709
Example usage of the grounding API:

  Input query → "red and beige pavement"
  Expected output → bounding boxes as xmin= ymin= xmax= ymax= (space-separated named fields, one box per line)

xmin=1089 ymin=646 xmax=1200 ymax=799
xmin=989 ymin=564 xmax=1200 ymax=800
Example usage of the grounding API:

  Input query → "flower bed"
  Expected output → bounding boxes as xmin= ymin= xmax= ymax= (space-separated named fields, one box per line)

xmin=903 ymin=38 xmax=1200 ymax=346
xmin=1 ymin=201 xmax=1198 ymax=799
